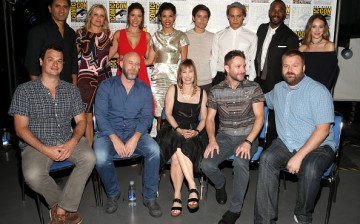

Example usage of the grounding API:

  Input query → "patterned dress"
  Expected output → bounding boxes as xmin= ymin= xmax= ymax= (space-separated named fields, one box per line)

xmin=151 ymin=30 xmax=189 ymax=116
xmin=76 ymin=29 xmax=113 ymax=112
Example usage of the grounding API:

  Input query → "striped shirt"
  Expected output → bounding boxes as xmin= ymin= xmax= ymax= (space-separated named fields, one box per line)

xmin=8 ymin=78 xmax=84 ymax=147
xmin=208 ymin=79 xmax=265 ymax=136
xmin=266 ymin=75 xmax=335 ymax=152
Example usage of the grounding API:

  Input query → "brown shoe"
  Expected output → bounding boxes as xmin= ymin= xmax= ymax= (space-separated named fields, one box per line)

xmin=50 ymin=213 xmax=66 ymax=224
xmin=66 ymin=211 xmax=83 ymax=224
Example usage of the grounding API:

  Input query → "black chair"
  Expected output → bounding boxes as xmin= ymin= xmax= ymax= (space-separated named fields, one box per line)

xmin=281 ymin=114 xmax=343 ymax=224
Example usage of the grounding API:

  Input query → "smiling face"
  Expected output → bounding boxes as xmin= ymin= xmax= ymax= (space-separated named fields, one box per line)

xmin=227 ymin=7 xmax=244 ymax=30
xmin=40 ymin=49 xmax=64 ymax=77
xmin=180 ymin=66 xmax=195 ymax=86
xmin=225 ymin=56 xmax=246 ymax=82
xmin=128 ymin=8 xmax=144 ymax=29
xmin=193 ymin=9 xmax=209 ymax=31
xmin=310 ymin=18 xmax=326 ymax=40
xmin=159 ymin=9 xmax=176 ymax=29
xmin=89 ymin=7 xmax=106 ymax=28
xmin=269 ymin=1 xmax=286 ymax=28
xmin=48 ymin=0 xmax=70 ymax=23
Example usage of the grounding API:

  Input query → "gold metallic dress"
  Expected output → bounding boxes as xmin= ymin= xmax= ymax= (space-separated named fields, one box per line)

xmin=151 ymin=30 xmax=189 ymax=116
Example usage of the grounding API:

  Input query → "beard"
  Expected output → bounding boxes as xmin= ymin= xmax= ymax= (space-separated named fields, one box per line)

xmin=123 ymin=68 xmax=138 ymax=80
xmin=283 ymin=72 xmax=304 ymax=87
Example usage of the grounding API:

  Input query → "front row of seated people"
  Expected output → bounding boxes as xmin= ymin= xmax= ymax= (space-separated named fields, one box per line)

xmin=9 ymin=45 xmax=336 ymax=224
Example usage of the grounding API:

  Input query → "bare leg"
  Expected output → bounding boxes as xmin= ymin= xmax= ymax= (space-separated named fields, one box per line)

xmin=175 ymin=148 xmax=198 ymax=207
xmin=85 ymin=113 xmax=94 ymax=146
xmin=170 ymin=153 xmax=184 ymax=216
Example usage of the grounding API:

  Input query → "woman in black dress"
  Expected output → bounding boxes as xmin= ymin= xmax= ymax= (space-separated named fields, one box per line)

xmin=156 ymin=59 xmax=207 ymax=216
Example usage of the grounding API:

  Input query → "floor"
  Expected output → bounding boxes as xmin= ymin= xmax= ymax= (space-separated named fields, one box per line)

xmin=1 ymin=102 xmax=360 ymax=224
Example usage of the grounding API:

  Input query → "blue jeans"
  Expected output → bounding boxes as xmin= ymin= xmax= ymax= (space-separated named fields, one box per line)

xmin=254 ymin=138 xmax=335 ymax=224
xmin=201 ymin=132 xmax=257 ymax=213
xmin=93 ymin=132 xmax=160 ymax=200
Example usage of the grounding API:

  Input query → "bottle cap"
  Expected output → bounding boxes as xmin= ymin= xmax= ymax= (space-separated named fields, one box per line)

xmin=130 ymin=180 xmax=134 ymax=185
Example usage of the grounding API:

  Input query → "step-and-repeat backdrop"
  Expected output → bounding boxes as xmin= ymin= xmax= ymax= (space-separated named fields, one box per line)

xmin=68 ymin=0 xmax=338 ymax=73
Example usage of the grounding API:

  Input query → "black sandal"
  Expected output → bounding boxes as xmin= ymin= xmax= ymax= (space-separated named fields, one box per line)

xmin=187 ymin=189 xmax=199 ymax=210
xmin=171 ymin=198 xmax=182 ymax=217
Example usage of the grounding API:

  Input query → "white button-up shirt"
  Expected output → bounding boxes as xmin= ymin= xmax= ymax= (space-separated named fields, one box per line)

xmin=210 ymin=26 xmax=258 ymax=80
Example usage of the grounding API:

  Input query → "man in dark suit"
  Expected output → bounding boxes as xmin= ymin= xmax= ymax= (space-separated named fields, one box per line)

xmin=254 ymin=0 xmax=299 ymax=146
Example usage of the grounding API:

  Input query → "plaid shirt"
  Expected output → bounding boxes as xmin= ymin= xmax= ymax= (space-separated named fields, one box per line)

xmin=208 ymin=79 xmax=265 ymax=136
xmin=8 ymin=79 xmax=84 ymax=147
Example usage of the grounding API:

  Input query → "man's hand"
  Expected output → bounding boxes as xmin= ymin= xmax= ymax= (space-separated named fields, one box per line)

xmin=56 ymin=138 xmax=77 ymax=161
xmin=235 ymin=142 xmax=251 ymax=159
xmin=111 ymin=136 xmax=127 ymax=158
xmin=204 ymin=140 xmax=219 ymax=159
xmin=43 ymin=146 xmax=63 ymax=161
xmin=124 ymin=135 xmax=139 ymax=157
xmin=287 ymin=153 xmax=304 ymax=174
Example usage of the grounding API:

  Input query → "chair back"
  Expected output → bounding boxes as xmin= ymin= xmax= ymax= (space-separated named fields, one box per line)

xmin=333 ymin=114 xmax=343 ymax=152
xmin=50 ymin=161 xmax=74 ymax=172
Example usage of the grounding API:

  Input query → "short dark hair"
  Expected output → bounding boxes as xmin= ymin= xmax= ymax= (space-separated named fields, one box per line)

xmin=224 ymin=50 xmax=246 ymax=66
xmin=157 ymin=2 xmax=176 ymax=17
xmin=192 ymin=4 xmax=211 ymax=18
xmin=40 ymin=44 xmax=64 ymax=60
xmin=270 ymin=0 xmax=286 ymax=10
xmin=226 ymin=2 xmax=246 ymax=17
xmin=48 ymin=0 xmax=70 ymax=7
xmin=282 ymin=49 xmax=305 ymax=64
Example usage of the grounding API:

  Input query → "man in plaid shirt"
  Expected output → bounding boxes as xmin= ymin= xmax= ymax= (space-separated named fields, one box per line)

xmin=9 ymin=44 xmax=95 ymax=224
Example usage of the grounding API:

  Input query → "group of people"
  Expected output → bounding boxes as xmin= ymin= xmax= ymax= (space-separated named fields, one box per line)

xmin=8 ymin=0 xmax=339 ymax=224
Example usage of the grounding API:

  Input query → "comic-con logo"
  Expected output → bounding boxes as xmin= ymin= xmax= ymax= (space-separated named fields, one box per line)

xmin=149 ymin=2 xmax=160 ymax=24
xmin=313 ymin=6 xmax=331 ymax=25
xmin=70 ymin=1 xmax=87 ymax=22
xmin=110 ymin=58 xmax=118 ymax=70
xmin=109 ymin=2 xmax=127 ymax=23
xmin=294 ymin=29 xmax=305 ymax=41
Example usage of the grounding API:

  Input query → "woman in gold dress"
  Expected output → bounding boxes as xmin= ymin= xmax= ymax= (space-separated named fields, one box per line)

xmin=147 ymin=2 xmax=189 ymax=131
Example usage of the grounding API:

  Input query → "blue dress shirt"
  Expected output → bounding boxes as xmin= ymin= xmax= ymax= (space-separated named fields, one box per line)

xmin=94 ymin=76 xmax=153 ymax=139
xmin=266 ymin=75 xmax=336 ymax=152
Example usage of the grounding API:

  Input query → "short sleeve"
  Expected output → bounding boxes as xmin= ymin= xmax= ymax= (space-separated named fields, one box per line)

xmin=251 ymin=83 xmax=265 ymax=104
xmin=70 ymin=86 xmax=85 ymax=117
xmin=179 ymin=32 xmax=190 ymax=47
xmin=206 ymin=88 xmax=219 ymax=110
xmin=8 ymin=85 xmax=29 ymax=117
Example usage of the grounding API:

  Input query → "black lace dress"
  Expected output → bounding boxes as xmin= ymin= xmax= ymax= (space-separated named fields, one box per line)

xmin=156 ymin=86 xmax=206 ymax=173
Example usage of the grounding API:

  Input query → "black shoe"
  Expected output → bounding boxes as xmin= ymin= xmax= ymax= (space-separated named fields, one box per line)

xmin=104 ymin=193 xmax=120 ymax=214
xmin=218 ymin=210 xmax=241 ymax=224
xmin=143 ymin=199 xmax=163 ymax=217
xmin=215 ymin=182 xmax=227 ymax=204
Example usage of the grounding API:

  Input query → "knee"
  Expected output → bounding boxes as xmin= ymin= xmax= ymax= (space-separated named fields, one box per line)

xmin=145 ymin=142 xmax=160 ymax=161
xmin=82 ymin=150 xmax=96 ymax=169
xmin=201 ymin=158 xmax=216 ymax=174
xmin=299 ymin=162 xmax=323 ymax=180
xmin=259 ymin=150 xmax=276 ymax=167
xmin=23 ymin=166 xmax=44 ymax=191
xmin=233 ymin=157 xmax=249 ymax=171
xmin=171 ymin=154 xmax=180 ymax=166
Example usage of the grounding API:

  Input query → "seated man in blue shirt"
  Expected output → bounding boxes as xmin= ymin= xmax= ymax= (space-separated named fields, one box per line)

xmin=254 ymin=50 xmax=336 ymax=224
xmin=93 ymin=52 xmax=162 ymax=217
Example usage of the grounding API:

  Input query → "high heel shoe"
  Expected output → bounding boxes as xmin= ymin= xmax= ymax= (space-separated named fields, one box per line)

xmin=171 ymin=198 xmax=182 ymax=217
xmin=187 ymin=189 xmax=199 ymax=210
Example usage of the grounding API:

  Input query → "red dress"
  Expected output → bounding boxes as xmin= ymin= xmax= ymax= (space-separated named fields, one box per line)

xmin=117 ymin=29 xmax=150 ymax=86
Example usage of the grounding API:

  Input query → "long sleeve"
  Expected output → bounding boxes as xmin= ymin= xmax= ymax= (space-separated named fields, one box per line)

xmin=248 ymin=35 xmax=258 ymax=81
xmin=210 ymin=32 xmax=220 ymax=78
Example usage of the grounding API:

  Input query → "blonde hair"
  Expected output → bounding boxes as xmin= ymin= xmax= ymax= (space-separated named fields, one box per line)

xmin=83 ymin=4 xmax=110 ymax=34
xmin=303 ymin=14 xmax=330 ymax=46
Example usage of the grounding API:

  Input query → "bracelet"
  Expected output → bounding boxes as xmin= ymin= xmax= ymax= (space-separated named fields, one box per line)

xmin=174 ymin=126 xmax=180 ymax=131
xmin=244 ymin=139 xmax=252 ymax=146
xmin=195 ymin=129 xmax=200 ymax=133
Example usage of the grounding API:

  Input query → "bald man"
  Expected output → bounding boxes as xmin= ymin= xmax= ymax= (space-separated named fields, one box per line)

xmin=93 ymin=52 xmax=162 ymax=217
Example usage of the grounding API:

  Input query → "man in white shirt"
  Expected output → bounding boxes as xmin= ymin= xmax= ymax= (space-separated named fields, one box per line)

xmin=210 ymin=2 xmax=257 ymax=85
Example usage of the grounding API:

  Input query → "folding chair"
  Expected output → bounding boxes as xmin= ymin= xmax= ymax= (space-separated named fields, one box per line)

xmin=281 ymin=114 xmax=343 ymax=224
xmin=21 ymin=161 xmax=75 ymax=224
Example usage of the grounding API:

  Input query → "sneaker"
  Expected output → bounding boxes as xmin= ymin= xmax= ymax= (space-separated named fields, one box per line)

xmin=104 ymin=193 xmax=121 ymax=214
xmin=218 ymin=210 xmax=241 ymax=224
xmin=215 ymin=182 xmax=227 ymax=204
xmin=143 ymin=199 xmax=163 ymax=217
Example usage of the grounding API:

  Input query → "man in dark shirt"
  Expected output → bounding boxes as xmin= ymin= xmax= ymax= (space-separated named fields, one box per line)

xmin=93 ymin=52 xmax=162 ymax=217
xmin=9 ymin=44 xmax=95 ymax=224
xmin=25 ymin=0 xmax=78 ymax=84
xmin=254 ymin=0 xmax=299 ymax=147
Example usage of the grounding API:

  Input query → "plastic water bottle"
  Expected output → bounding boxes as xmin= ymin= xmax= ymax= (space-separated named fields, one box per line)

xmin=128 ymin=181 xmax=136 ymax=206
xmin=2 ymin=128 xmax=9 ymax=146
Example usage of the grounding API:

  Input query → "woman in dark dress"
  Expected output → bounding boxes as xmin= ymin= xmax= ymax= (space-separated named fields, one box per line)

xmin=156 ymin=59 xmax=207 ymax=217
xmin=299 ymin=14 xmax=338 ymax=91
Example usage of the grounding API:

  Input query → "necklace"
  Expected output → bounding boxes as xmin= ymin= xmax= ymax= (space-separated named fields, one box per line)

xmin=311 ymin=38 xmax=323 ymax=45
xmin=179 ymin=85 xmax=196 ymax=99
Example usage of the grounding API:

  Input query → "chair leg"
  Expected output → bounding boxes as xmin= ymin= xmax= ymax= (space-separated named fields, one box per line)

xmin=91 ymin=170 xmax=100 ymax=206
xmin=22 ymin=177 xmax=26 ymax=201
xmin=281 ymin=170 xmax=287 ymax=190
xmin=333 ymin=173 xmax=340 ymax=203
xmin=138 ymin=157 xmax=144 ymax=176
xmin=325 ymin=180 xmax=335 ymax=224
xmin=35 ymin=194 xmax=45 ymax=224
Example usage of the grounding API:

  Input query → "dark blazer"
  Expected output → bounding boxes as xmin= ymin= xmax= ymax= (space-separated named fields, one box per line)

xmin=255 ymin=22 xmax=299 ymax=93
